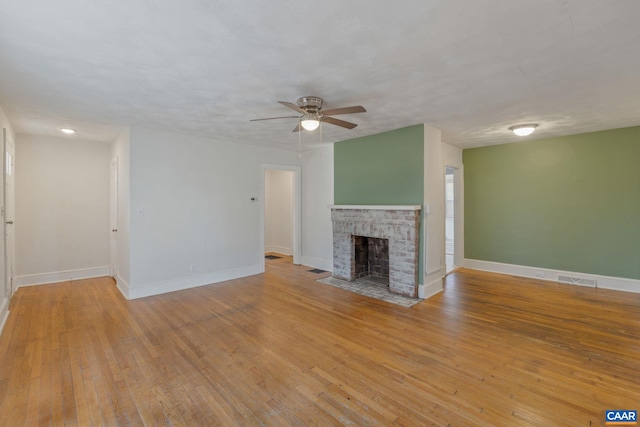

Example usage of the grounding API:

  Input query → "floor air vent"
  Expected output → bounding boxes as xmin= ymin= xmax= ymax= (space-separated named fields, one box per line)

xmin=558 ymin=275 xmax=597 ymax=287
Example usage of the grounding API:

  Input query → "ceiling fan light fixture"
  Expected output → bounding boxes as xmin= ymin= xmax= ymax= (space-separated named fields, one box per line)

xmin=251 ymin=96 xmax=365 ymax=132
xmin=509 ymin=124 xmax=538 ymax=136
xmin=300 ymin=117 xmax=320 ymax=131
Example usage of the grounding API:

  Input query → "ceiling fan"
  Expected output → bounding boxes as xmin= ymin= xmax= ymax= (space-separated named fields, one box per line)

xmin=250 ymin=96 xmax=366 ymax=132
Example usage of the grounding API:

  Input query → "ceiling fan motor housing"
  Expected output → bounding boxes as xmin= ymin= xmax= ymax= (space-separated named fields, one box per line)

xmin=297 ymin=96 xmax=323 ymax=113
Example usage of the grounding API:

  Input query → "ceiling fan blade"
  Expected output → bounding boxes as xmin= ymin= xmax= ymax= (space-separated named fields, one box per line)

xmin=250 ymin=115 xmax=300 ymax=122
xmin=323 ymin=116 xmax=358 ymax=129
xmin=278 ymin=101 xmax=307 ymax=114
xmin=320 ymin=105 xmax=366 ymax=116
xmin=292 ymin=123 xmax=302 ymax=133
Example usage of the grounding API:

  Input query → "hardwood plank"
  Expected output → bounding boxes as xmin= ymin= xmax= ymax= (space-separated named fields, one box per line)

xmin=0 ymin=265 xmax=639 ymax=426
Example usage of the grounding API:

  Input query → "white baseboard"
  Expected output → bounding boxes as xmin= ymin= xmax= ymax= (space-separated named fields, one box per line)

xmin=16 ymin=266 xmax=111 ymax=288
xmin=265 ymin=245 xmax=293 ymax=256
xmin=300 ymin=256 xmax=333 ymax=272
xmin=419 ymin=278 xmax=444 ymax=299
xmin=0 ymin=297 xmax=9 ymax=338
xmin=464 ymin=259 xmax=640 ymax=294
xmin=115 ymin=274 xmax=130 ymax=299
xmin=127 ymin=263 xmax=263 ymax=300
xmin=418 ymin=266 xmax=445 ymax=299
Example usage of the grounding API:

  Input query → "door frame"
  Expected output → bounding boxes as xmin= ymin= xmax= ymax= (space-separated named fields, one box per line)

xmin=260 ymin=164 xmax=302 ymax=269
xmin=444 ymin=162 xmax=464 ymax=270
xmin=3 ymin=128 xmax=15 ymax=297
xmin=110 ymin=157 xmax=119 ymax=278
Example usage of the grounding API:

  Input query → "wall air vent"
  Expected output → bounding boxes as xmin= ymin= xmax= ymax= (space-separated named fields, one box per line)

xmin=557 ymin=275 xmax=597 ymax=288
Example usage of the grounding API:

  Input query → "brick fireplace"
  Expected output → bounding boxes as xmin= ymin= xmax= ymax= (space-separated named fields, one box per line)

xmin=330 ymin=205 xmax=421 ymax=297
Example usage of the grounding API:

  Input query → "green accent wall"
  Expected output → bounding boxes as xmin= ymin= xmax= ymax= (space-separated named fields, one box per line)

xmin=464 ymin=126 xmax=640 ymax=280
xmin=334 ymin=124 xmax=424 ymax=278
xmin=335 ymin=125 xmax=424 ymax=204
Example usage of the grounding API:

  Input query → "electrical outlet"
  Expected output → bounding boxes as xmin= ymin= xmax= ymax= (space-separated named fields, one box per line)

xmin=190 ymin=263 xmax=195 ymax=272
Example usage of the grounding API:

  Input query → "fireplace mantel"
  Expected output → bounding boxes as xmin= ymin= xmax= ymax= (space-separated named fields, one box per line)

xmin=329 ymin=205 xmax=421 ymax=211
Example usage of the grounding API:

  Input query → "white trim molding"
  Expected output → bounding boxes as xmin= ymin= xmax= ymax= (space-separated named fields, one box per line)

xmin=265 ymin=246 xmax=293 ymax=256
xmin=127 ymin=263 xmax=262 ymax=300
xmin=464 ymin=259 xmax=640 ymax=294
xmin=329 ymin=204 xmax=421 ymax=211
xmin=16 ymin=266 xmax=111 ymax=288
xmin=419 ymin=279 xmax=444 ymax=299
xmin=420 ymin=266 xmax=445 ymax=299
xmin=115 ymin=274 xmax=130 ymax=299
xmin=301 ymin=256 xmax=333 ymax=272
xmin=0 ymin=297 xmax=9 ymax=338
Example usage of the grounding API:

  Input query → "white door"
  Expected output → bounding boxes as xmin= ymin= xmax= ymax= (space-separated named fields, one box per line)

xmin=110 ymin=159 xmax=118 ymax=278
xmin=4 ymin=130 xmax=15 ymax=296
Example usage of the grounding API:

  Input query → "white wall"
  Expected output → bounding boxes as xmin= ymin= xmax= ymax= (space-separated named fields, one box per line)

xmin=127 ymin=127 xmax=300 ymax=299
xmin=111 ymin=128 xmax=131 ymax=295
xmin=15 ymin=135 xmax=111 ymax=286
xmin=0 ymin=103 xmax=15 ymax=335
xmin=264 ymin=169 xmax=293 ymax=255
xmin=300 ymin=145 xmax=334 ymax=271
xmin=422 ymin=124 xmax=445 ymax=298
xmin=443 ymin=142 xmax=462 ymax=166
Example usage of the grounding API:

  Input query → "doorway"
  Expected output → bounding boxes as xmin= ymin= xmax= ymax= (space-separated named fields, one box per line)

xmin=445 ymin=166 xmax=458 ymax=274
xmin=260 ymin=164 xmax=301 ymax=270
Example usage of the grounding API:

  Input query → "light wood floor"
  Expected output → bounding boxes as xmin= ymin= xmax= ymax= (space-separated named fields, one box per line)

xmin=1 ymin=257 xmax=639 ymax=426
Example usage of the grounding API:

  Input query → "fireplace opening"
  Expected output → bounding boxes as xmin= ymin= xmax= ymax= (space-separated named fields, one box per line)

xmin=353 ymin=236 xmax=389 ymax=284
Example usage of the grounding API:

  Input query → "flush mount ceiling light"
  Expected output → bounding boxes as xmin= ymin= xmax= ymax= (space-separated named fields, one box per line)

xmin=60 ymin=128 xmax=77 ymax=134
xmin=509 ymin=124 xmax=538 ymax=136
xmin=300 ymin=115 xmax=320 ymax=131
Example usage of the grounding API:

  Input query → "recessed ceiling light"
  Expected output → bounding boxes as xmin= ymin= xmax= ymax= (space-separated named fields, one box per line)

xmin=60 ymin=128 xmax=77 ymax=134
xmin=509 ymin=124 xmax=538 ymax=136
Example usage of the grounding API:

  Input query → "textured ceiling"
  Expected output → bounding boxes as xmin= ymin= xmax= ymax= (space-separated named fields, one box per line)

xmin=1 ymin=0 xmax=640 ymax=150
